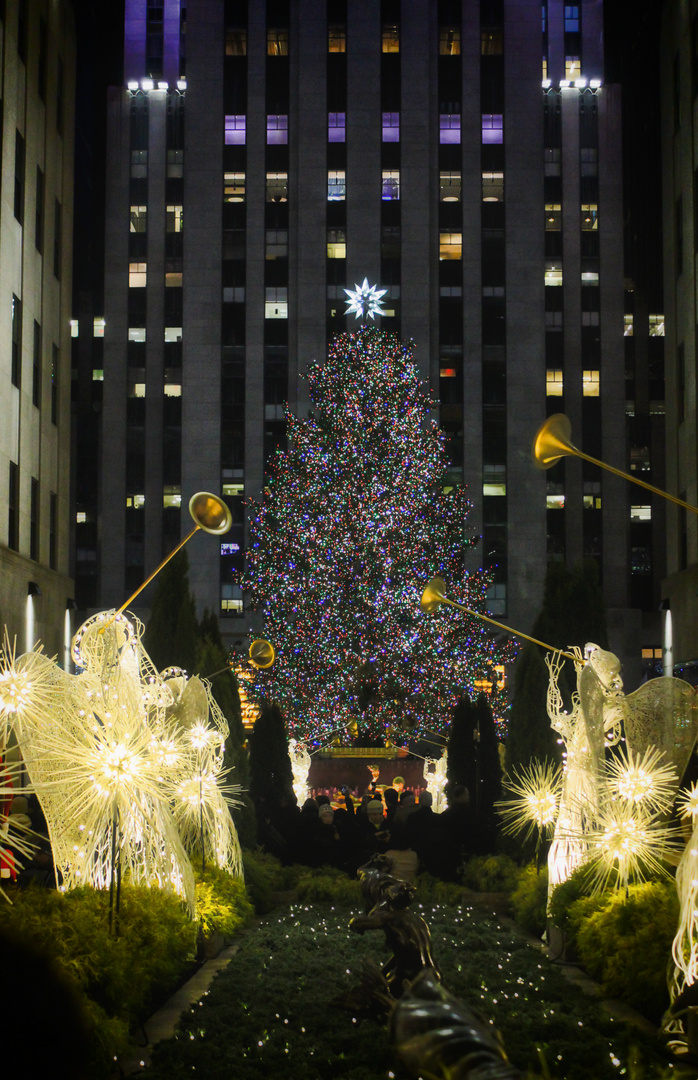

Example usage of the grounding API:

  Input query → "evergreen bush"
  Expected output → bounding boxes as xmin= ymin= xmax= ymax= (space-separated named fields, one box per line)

xmin=195 ymin=864 xmax=255 ymax=940
xmin=294 ymin=866 xmax=362 ymax=905
xmin=509 ymin=863 xmax=549 ymax=937
xmin=462 ymin=853 xmax=520 ymax=893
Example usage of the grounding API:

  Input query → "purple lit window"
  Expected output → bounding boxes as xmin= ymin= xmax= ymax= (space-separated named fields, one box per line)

xmin=482 ymin=114 xmax=503 ymax=144
xmin=267 ymin=114 xmax=288 ymax=145
xmin=382 ymin=170 xmax=400 ymax=200
xmin=328 ymin=112 xmax=346 ymax=142
xmin=439 ymin=114 xmax=461 ymax=144
xmin=382 ymin=112 xmax=399 ymax=142
xmin=225 ymin=115 xmax=246 ymax=145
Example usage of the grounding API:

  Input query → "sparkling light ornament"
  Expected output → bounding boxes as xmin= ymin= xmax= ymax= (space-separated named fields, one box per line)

xmin=605 ymin=745 xmax=677 ymax=814
xmin=343 ymin=278 xmax=387 ymax=321
xmin=580 ymin=796 xmax=681 ymax=895
xmin=240 ymin=326 xmax=514 ymax=744
xmin=497 ymin=759 xmax=562 ymax=843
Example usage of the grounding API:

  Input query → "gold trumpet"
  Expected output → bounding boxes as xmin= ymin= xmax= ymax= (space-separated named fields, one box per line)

xmin=100 ymin=492 xmax=233 ymax=632
xmin=533 ymin=413 xmax=698 ymax=516
xmin=249 ymin=638 xmax=276 ymax=668
xmin=420 ymin=576 xmax=578 ymax=662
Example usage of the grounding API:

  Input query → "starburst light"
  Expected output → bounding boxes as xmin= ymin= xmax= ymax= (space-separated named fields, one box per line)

xmin=343 ymin=278 xmax=387 ymax=320
xmin=497 ymin=759 xmax=562 ymax=842
xmin=606 ymin=745 xmax=678 ymax=813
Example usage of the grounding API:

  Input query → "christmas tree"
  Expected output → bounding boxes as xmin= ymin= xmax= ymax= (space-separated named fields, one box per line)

xmin=240 ymin=325 xmax=514 ymax=744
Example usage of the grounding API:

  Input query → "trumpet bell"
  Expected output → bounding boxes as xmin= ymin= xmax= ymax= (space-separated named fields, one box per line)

xmin=421 ymin=576 xmax=447 ymax=614
xmin=249 ymin=639 xmax=275 ymax=668
xmin=188 ymin=492 xmax=232 ymax=535
xmin=532 ymin=413 xmax=577 ymax=470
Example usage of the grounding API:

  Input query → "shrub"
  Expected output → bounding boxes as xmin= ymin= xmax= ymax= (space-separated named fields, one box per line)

xmin=416 ymin=872 xmax=472 ymax=906
xmin=195 ymin=864 xmax=255 ymax=940
xmin=462 ymin=853 xmax=520 ymax=893
xmin=573 ymin=881 xmax=679 ymax=1023
xmin=241 ymin=849 xmax=291 ymax=913
xmin=510 ymin=863 xmax=548 ymax=937
xmin=295 ymin=866 xmax=362 ymax=905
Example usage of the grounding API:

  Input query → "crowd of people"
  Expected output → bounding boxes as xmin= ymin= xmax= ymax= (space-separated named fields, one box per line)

xmin=256 ymin=773 xmax=480 ymax=882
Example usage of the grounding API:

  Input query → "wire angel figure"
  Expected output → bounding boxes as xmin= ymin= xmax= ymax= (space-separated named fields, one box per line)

xmin=423 ymin=749 xmax=448 ymax=813
xmin=288 ymin=738 xmax=312 ymax=806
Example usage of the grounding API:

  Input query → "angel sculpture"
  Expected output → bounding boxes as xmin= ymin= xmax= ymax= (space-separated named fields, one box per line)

xmin=288 ymin=739 xmax=312 ymax=806
xmin=423 ymin=749 xmax=448 ymax=814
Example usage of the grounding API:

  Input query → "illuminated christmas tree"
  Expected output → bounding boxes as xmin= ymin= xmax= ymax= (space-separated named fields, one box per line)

xmin=240 ymin=325 xmax=514 ymax=745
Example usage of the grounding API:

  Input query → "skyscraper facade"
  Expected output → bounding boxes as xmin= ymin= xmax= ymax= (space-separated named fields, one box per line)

xmin=90 ymin=0 xmax=647 ymax=680
xmin=0 ymin=0 xmax=76 ymax=662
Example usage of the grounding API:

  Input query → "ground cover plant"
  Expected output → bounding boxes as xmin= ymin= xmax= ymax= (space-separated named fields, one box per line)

xmin=143 ymin=893 xmax=679 ymax=1080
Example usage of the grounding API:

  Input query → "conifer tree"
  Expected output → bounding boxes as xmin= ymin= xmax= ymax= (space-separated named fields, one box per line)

xmin=241 ymin=326 xmax=514 ymax=744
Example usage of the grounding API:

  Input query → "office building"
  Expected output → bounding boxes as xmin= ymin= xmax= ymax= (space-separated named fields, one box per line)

xmin=0 ymin=0 xmax=76 ymax=663
xmin=84 ymin=0 xmax=649 ymax=680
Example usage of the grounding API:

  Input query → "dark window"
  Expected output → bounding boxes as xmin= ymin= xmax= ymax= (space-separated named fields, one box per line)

xmin=30 ymin=477 xmax=39 ymax=560
xmin=38 ymin=16 xmax=47 ymax=100
xmin=8 ymin=461 xmax=18 ymax=550
xmin=14 ymin=130 xmax=25 ymax=224
xmin=32 ymin=320 xmax=41 ymax=406
xmin=11 ymin=294 xmax=22 ymax=387
xmin=678 ymin=342 xmax=686 ymax=421
xmin=51 ymin=343 xmax=58 ymax=424
xmin=674 ymin=54 xmax=682 ymax=131
xmin=49 ymin=491 xmax=57 ymax=569
xmin=35 ymin=167 xmax=44 ymax=252
xmin=54 ymin=199 xmax=62 ymax=279
xmin=56 ymin=56 xmax=64 ymax=135
xmin=676 ymin=196 xmax=683 ymax=277
xmin=17 ymin=0 xmax=27 ymax=63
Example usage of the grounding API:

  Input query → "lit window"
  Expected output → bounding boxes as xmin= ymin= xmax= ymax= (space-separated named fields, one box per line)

xmin=224 ymin=172 xmax=245 ymax=202
xmin=482 ymin=173 xmax=504 ymax=201
xmin=126 ymin=494 xmax=145 ymax=507
xmin=583 ymin=495 xmax=602 ymax=509
xmin=439 ymin=27 xmax=460 ymax=54
xmin=436 ymin=173 xmax=460 ymax=205
xmin=222 ymin=482 xmax=244 ymax=496
xmin=565 ymin=56 xmax=581 ymax=79
xmin=164 ymin=327 xmax=181 ymax=342
xmin=545 ymin=265 xmax=563 ymax=286
xmin=225 ymin=115 xmax=246 ymax=145
xmin=581 ymin=271 xmax=599 ymax=284
xmin=70 ymin=319 xmax=78 ymax=337
xmin=165 ymin=271 xmax=182 ymax=287
xmin=542 ymin=58 xmax=548 ymax=80
xmin=266 ymin=173 xmax=288 ymax=202
xmin=564 ymin=5 xmax=580 ymax=32
xmin=545 ymin=204 xmax=561 ymax=229
xmin=382 ymin=112 xmax=399 ymax=142
xmin=546 ymin=370 xmax=564 ymax=396
xmin=265 ymin=287 xmax=288 ymax=319
xmin=327 ymin=170 xmax=346 ymax=201
xmin=129 ymin=327 xmax=146 ymax=342
xmin=483 ymin=482 xmax=506 ymax=496
xmin=129 ymin=380 xmax=146 ymax=398
xmin=583 ymin=369 xmax=600 ymax=396
xmin=382 ymin=23 xmax=399 ymax=52
xmin=93 ymin=318 xmax=105 ymax=338
xmin=624 ymin=315 xmax=634 ymax=337
xmin=649 ymin=314 xmax=665 ymax=337
xmin=267 ymin=114 xmax=288 ymax=145
xmin=547 ymin=494 xmax=565 ymax=509
xmin=92 ymin=369 xmax=104 ymax=382
xmin=440 ymin=366 xmax=457 ymax=377
xmin=163 ymin=488 xmax=182 ymax=507
xmin=440 ymin=114 xmax=461 ymax=145
xmin=267 ymin=28 xmax=288 ymax=56
xmin=130 ymin=205 xmax=147 ymax=233
xmin=225 ymin=28 xmax=246 ymax=55
xmin=166 ymin=205 xmax=183 ymax=232
xmin=76 ymin=511 xmax=86 ymax=523
xmin=382 ymin=170 xmax=400 ymax=200
xmin=221 ymin=597 xmax=244 ymax=616
xmin=481 ymin=114 xmax=503 ymax=144
xmin=327 ymin=229 xmax=346 ymax=259
xmin=328 ymin=112 xmax=346 ymax=142
xmin=631 ymin=505 xmax=652 ymax=521
xmin=129 ymin=262 xmax=147 ymax=287
xmin=328 ymin=25 xmax=346 ymax=52
xmin=581 ymin=204 xmax=598 ymax=230
xmin=439 ymin=232 xmax=462 ymax=260
xmin=164 ymin=383 xmax=181 ymax=397
xmin=266 ymin=230 xmax=288 ymax=259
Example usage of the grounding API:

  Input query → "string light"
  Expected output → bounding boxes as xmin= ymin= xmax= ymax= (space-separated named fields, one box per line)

xmin=239 ymin=326 xmax=515 ymax=743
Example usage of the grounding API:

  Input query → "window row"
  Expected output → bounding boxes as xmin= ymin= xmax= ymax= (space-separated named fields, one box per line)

xmin=546 ymin=369 xmax=600 ymax=397
xmin=7 ymin=465 xmax=57 ymax=566
xmin=9 ymin=297 xmax=59 ymax=421
xmin=224 ymin=23 xmax=509 ymax=57
xmin=223 ymin=113 xmax=503 ymax=146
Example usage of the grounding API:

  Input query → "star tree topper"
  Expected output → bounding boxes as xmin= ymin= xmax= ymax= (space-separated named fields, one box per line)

xmin=344 ymin=278 xmax=387 ymax=321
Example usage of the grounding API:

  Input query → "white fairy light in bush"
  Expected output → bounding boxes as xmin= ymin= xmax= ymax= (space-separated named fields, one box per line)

xmin=606 ymin=746 xmax=678 ymax=813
